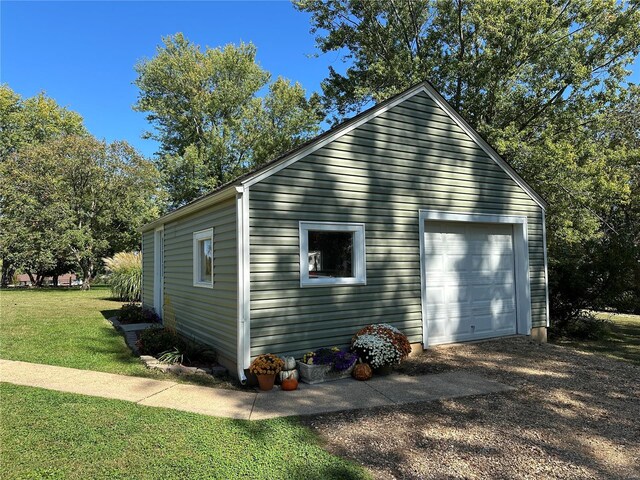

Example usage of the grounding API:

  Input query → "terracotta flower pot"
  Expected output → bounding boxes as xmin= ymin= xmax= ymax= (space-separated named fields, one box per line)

xmin=256 ymin=373 xmax=276 ymax=391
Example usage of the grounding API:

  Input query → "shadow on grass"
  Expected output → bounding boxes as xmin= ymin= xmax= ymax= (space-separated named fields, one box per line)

xmin=553 ymin=314 xmax=640 ymax=365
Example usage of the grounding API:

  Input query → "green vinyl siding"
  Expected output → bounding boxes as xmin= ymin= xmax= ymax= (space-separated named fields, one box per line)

xmin=249 ymin=91 xmax=547 ymax=358
xmin=141 ymin=230 xmax=154 ymax=311
xmin=159 ymin=197 xmax=237 ymax=363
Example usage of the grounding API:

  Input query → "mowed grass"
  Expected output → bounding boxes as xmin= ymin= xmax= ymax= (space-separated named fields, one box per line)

xmin=0 ymin=287 xmax=150 ymax=375
xmin=555 ymin=312 xmax=640 ymax=365
xmin=0 ymin=287 xmax=239 ymax=388
xmin=0 ymin=383 xmax=369 ymax=480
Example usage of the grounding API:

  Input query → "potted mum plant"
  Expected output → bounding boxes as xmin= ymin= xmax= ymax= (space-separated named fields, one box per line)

xmin=298 ymin=347 xmax=358 ymax=384
xmin=350 ymin=323 xmax=411 ymax=374
xmin=250 ymin=354 xmax=285 ymax=391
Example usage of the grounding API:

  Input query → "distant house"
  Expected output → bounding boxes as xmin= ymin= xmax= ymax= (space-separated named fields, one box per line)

xmin=140 ymin=82 xmax=549 ymax=382
xmin=15 ymin=273 xmax=78 ymax=287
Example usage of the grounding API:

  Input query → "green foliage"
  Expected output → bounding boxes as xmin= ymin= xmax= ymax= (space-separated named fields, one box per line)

xmin=296 ymin=0 xmax=640 ymax=321
xmin=103 ymin=252 xmax=142 ymax=301
xmin=117 ymin=303 xmax=160 ymax=325
xmin=0 ymin=86 xmax=87 ymax=286
xmin=136 ymin=328 xmax=186 ymax=356
xmin=0 ymin=85 xmax=85 ymax=159
xmin=134 ymin=33 xmax=323 ymax=207
xmin=0 ymin=134 xmax=161 ymax=289
xmin=550 ymin=312 xmax=612 ymax=341
xmin=157 ymin=347 xmax=184 ymax=365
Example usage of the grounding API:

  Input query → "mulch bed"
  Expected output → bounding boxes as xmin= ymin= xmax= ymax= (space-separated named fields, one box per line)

xmin=301 ymin=337 xmax=640 ymax=479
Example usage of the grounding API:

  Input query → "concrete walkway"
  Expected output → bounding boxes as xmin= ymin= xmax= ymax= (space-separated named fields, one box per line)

xmin=0 ymin=359 xmax=514 ymax=420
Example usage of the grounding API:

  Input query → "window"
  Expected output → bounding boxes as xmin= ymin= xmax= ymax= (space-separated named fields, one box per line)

xmin=193 ymin=228 xmax=214 ymax=288
xmin=299 ymin=222 xmax=366 ymax=287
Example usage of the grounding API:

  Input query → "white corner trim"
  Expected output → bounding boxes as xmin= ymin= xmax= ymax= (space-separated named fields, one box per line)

xmin=192 ymin=228 xmax=214 ymax=289
xmin=153 ymin=226 xmax=164 ymax=320
xmin=240 ymin=82 xmax=546 ymax=211
xmin=298 ymin=221 xmax=367 ymax=288
xmin=542 ymin=210 xmax=550 ymax=328
xmin=235 ymin=186 xmax=251 ymax=382
xmin=418 ymin=209 xmax=532 ymax=347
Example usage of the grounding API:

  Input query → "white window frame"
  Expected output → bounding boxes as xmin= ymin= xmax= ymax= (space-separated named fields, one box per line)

xmin=299 ymin=221 xmax=366 ymax=287
xmin=193 ymin=228 xmax=214 ymax=288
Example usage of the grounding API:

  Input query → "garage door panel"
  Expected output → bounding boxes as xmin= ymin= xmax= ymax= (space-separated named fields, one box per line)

xmin=424 ymin=221 xmax=518 ymax=345
xmin=470 ymin=284 xmax=515 ymax=302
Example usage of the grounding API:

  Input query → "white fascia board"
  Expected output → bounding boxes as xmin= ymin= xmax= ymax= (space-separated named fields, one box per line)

xmin=140 ymin=185 xmax=236 ymax=233
xmin=241 ymin=82 xmax=547 ymax=211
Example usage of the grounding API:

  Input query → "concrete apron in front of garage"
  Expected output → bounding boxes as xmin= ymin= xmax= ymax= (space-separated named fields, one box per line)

xmin=0 ymin=359 xmax=513 ymax=421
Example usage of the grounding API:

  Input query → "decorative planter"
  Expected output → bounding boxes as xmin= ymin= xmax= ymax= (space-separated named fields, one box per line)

xmin=256 ymin=373 xmax=276 ymax=391
xmin=297 ymin=361 xmax=355 ymax=384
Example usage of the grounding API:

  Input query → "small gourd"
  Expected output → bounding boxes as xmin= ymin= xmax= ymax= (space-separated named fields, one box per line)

xmin=352 ymin=362 xmax=372 ymax=381
xmin=284 ymin=356 xmax=296 ymax=370
xmin=281 ymin=372 xmax=299 ymax=391
xmin=278 ymin=369 xmax=299 ymax=382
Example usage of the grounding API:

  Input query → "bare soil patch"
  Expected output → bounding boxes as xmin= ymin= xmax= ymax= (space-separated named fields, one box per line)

xmin=301 ymin=338 xmax=640 ymax=479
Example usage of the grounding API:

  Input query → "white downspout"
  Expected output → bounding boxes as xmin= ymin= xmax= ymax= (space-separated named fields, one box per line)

xmin=236 ymin=186 xmax=249 ymax=385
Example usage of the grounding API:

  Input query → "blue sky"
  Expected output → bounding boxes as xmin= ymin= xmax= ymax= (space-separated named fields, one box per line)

xmin=1 ymin=1 xmax=337 ymax=157
xmin=2 ymin=1 xmax=639 ymax=159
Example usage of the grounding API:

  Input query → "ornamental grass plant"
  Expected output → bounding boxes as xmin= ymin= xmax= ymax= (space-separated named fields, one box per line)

xmin=103 ymin=252 xmax=141 ymax=302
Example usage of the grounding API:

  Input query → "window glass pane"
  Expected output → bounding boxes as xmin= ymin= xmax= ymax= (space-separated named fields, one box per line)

xmin=200 ymin=238 xmax=212 ymax=282
xmin=308 ymin=231 xmax=353 ymax=278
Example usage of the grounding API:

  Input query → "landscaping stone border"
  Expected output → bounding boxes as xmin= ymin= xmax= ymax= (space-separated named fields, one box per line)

xmin=107 ymin=316 xmax=227 ymax=378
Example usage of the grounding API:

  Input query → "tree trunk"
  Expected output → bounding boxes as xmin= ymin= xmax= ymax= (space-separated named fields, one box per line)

xmin=26 ymin=270 xmax=37 ymax=286
xmin=52 ymin=275 xmax=59 ymax=287
xmin=1 ymin=258 xmax=13 ymax=287
xmin=81 ymin=260 xmax=93 ymax=290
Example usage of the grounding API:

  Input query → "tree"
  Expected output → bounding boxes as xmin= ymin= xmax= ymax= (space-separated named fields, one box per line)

xmin=296 ymin=0 xmax=640 ymax=320
xmin=0 ymin=135 xmax=160 ymax=289
xmin=134 ymin=33 xmax=323 ymax=208
xmin=0 ymin=86 xmax=86 ymax=286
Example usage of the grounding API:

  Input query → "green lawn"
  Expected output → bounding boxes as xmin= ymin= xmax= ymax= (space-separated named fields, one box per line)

xmin=0 ymin=287 xmax=149 ymax=374
xmin=0 ymin=287 xmax=237 ymax=388
xmin=555 ymin=312 xmax=640 ymax=365
xmin=0 ymin=287 xmax=369 ymax=479
xmin=0 ymin=383 xmax=368 ymax=480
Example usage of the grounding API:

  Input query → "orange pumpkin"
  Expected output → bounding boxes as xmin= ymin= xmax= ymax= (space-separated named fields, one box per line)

xmin=352 ymin=362 xmax=372 ymax=381
xmin=281 ymin=376 xmax=298 ymax=391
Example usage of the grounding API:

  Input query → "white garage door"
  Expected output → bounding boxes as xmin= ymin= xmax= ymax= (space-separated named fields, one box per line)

xmin=424 ymin=221 xmax=517 ymax=345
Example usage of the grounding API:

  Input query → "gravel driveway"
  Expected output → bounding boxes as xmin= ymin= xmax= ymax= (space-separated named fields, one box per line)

xmin=301 ymin=338 xmax=640 ymax=479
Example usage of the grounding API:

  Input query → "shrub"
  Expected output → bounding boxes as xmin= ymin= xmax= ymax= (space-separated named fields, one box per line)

xmin=550 ymin=312 xmax=612 ymax=341
xmin=117 ymin=303 xmax=160 ymax=324
xmin=350 ymin=323 xmax=411 ymax=369
xmin=103 ymin=252 xmax=141 ymax=302
xmin=136 ymin=328 xmax=186 ymax=356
